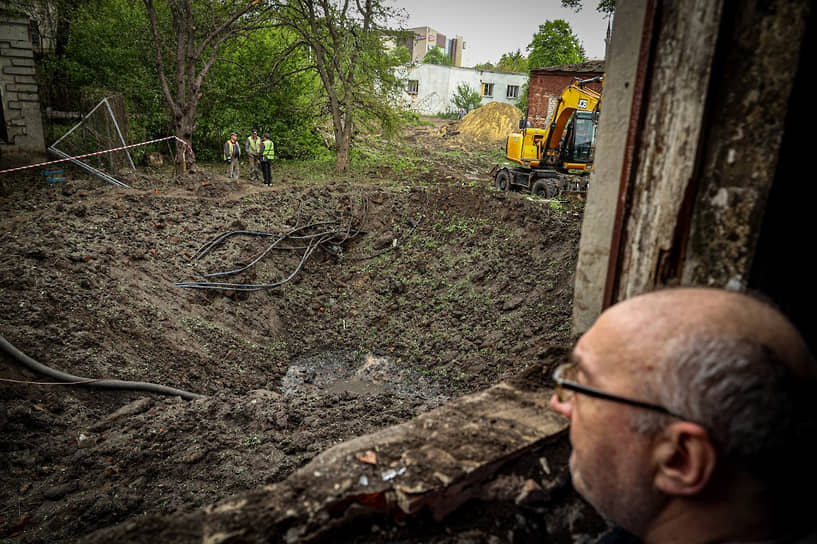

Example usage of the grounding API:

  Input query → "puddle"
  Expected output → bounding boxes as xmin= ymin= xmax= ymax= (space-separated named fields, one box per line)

xmin=280 ymin=350 xmax=448 ymax=405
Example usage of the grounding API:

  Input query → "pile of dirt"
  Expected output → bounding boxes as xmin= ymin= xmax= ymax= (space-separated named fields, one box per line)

xmin=0 ymin=128 xmax=587 ymax=542
xmin=454 ymin=102 xmax=523 ymax=144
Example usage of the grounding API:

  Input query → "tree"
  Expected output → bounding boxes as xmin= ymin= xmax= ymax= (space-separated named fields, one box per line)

xmin=196 ymin=26 xmax=325 ymax=162
xmin=276 ymin=0 xmax=404 ymax=172
xmin=473 ymin=61 xmax=495 ymax=70
xmin=143 ymin=0 xmax=271 ymax=174
xmin=451 ymin=83 xmax=481 ymax=112
xmin=517 ymin=82 xmax=529 ymax=112
xmin=561 ymin=0 xmax=615 ymax=15
xmin=422 ymin=46 xmax=452 ymax=65
xmin=496 ymin=49 xmax=528 ymax=73
xmin=527 ymin=19 xmax=585 ymax=68
xmin=390 ymin=44 xmax=411 ymax=65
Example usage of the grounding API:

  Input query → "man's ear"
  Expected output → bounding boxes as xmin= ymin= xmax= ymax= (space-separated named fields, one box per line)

xmin=652 ymin=422 xmax=716 ymax=496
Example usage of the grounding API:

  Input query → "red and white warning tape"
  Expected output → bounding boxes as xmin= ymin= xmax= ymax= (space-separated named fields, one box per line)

xmin=0 ymin=136 xmax=193 ymax=175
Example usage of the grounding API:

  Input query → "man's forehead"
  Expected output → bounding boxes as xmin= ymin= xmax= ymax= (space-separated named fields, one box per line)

xmin=575 ymin=303 xmax=666 ymax=377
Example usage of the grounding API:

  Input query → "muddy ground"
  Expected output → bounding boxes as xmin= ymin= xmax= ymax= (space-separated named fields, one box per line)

xmin=0 ymin=119 xmax=598 ymax=542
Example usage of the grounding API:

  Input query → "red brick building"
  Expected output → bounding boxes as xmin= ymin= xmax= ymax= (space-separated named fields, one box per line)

xmin=526 ymin=60 xmax=604 ymax=128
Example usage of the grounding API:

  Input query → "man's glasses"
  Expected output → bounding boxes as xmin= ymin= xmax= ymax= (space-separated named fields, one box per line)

xmin=552 ymin=362 xmax=686 ymax=418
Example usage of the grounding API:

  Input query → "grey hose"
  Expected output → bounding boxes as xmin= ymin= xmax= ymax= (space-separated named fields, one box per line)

xmin=0 ymin=335 xmax=205 ymax=400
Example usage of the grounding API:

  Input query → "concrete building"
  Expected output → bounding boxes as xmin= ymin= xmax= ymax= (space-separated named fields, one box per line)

xmin=526 ymin=60 xmax=604 ymax=128
xmin=401 ymin=63 xmax=527 ymax=116
xmin=0 ymin=3 xmax=46 ymax=161
xmin=406 ymin=26 xmax=464 ymax=67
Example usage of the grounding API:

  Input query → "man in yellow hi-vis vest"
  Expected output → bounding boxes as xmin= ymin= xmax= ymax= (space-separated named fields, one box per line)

xmin=259 ymin=133 xmax=275 ymax=186
xmin=245 ymin=129 xmax=261 ymax=182
xmin=223 ymin=132 xmax=240 ymax=180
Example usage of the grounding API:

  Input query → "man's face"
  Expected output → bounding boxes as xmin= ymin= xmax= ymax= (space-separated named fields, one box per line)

xmin=550 ymin=305 xmax=665 ymax=533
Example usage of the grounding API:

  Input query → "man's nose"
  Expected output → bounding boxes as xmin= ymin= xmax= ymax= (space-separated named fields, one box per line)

xmin=549 ymin=393 xmax=573 ymax=419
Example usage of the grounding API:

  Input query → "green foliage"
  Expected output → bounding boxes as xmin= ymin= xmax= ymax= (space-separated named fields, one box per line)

xmin=194 ymin=26 xmax=325 ymax=161
xmin=517 ymin=82 xmax=530 ymax=112
xmin=390 ymin=45 xmax=411 ymax=65
xmin=422 ymin=46 xmax=452 ymax=65
xmin=40 ymin=0 xmax=168 ymax=153
xmin=451 ymin=83 xmax=482 ymax=112
xmin=36 ymin=0 xmax=408 ymax=169
xmin=278 ymin=0 xmax=408 ymax=171
xmin=496 ymin=50 xmax=528 ymax=73
xmin=561 ymin=0 xmax=616 ymax=14
xmin=527 ymin=20 xmax=586 ymax=68
xmin=473 ymin=61 xmax=495 ymax=70
xmin=401 ymin=111 xmax=433 ymax=126
xmin=36 ymin=0 xmax=333 ymax=163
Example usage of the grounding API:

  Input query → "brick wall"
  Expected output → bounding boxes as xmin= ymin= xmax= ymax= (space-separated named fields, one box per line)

xmin=0 ymin=9 xmax=46 ymax=157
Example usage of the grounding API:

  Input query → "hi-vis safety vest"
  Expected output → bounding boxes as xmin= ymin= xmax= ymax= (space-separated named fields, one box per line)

xmin=224 ymin=140 xmax=240 ymax=160
xmin=247 ymin=136 xmax=261 ymax=155
xmin=262 ymin=139 xmax=275 ymax=160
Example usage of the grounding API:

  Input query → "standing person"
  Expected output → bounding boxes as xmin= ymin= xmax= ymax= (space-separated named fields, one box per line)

xmin=549 ymin=287 xmax=817 ymax=544
xmin=245 ymin=129 xmax=261 ymax=182
xmin=457 ymin=107 xmax=466 ymax=120
xmin=223 ymin=132 xmax=240 ymax=180
xmin=259 ymin=132 xmax=275 ymax=186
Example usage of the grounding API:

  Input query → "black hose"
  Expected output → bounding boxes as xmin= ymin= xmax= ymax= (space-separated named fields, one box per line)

xmin=0 ymin=335 xmax=205 ymax=400
xmin=177 ymin=232 xmax=329 ymax=291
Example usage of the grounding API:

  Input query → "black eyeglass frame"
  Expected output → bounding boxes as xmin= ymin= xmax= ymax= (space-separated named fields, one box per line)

xmin=552 ymin=362 xmax=687 ymax=419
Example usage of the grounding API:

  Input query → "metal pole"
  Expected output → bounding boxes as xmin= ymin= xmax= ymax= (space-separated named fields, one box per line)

xmin=103 ymin=97 xmax=136 ymax=170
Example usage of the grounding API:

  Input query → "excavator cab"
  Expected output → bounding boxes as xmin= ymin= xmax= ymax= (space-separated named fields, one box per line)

xmin=561 ymin=111 xmax=597 ymax=171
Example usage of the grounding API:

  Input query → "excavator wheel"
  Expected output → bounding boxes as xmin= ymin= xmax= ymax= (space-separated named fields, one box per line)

xmin=532 ymin=178 xmax=559 ymax=199
xmin=495 ymin=169 xmax=510 ymax=191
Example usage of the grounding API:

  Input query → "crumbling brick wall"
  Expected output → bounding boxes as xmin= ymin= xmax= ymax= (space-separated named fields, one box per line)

xmin=0 ymin=8 xmax=45 ymax=156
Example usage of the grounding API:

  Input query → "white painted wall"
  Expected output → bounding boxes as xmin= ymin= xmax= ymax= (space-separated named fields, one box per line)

xmin=399 ymin=63 xmax=528 ymax=115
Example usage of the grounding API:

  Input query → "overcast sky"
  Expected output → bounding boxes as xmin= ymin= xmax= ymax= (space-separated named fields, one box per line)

xmin=394 ymin=0 xmax=611 ymax=67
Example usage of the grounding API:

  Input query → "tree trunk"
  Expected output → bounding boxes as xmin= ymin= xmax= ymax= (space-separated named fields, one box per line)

xmin=335 ymin=118 xmax=352 ymax=172
xmin=175 ymin=116 xmax=195 ymax=174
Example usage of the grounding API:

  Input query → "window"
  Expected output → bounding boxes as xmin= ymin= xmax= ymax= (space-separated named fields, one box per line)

xmin=506 ymin=85 xmax=519 ymax=99
xmin=481 ymin=82 xmax=494 ymax=97
xmin=407 ymin=80 xmax=419 ymax=95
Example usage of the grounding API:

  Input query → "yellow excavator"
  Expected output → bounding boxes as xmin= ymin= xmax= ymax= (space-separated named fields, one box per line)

xmin=492 ymin=76 xmax=602 ymax=198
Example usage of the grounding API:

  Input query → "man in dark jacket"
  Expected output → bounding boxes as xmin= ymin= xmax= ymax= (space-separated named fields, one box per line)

xmin=259 ymin=133 xmax=274 ymax=186
xmin=550 ymin=287 xmax=816 ymax=543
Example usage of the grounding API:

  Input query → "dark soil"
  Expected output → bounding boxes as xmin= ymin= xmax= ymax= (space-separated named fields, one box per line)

xmin=0 ymin=119 xmax=588 ymax=542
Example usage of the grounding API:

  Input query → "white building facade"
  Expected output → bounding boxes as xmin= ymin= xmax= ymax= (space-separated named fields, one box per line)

xmin=400 ymin=63 xmax=528 ymax=115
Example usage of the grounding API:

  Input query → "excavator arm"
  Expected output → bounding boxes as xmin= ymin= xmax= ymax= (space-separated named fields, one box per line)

xmin=539 ymin=77 xmax=602 ymax=166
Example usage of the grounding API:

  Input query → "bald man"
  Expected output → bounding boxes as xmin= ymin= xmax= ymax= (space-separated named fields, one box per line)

xmin=550 ymin=287 xmax=817 ymax=543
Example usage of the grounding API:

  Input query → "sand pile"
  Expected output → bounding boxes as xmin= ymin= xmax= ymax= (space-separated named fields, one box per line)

xmin=454 ymin=101 xmax=523 ymax=144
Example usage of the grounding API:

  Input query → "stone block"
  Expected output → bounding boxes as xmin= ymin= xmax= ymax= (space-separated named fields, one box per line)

xmin=0 ymin=47 xmax=34 ymax=58
xmin=11 ymin=57 xmax=35 ymax=67
xmin=3 ymin=65 xmax=35 ymax=76
xmin=7 ymin=84 xmax=38 ymax=93
xmin=0 ymin=28 xmax=26 ymax=43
